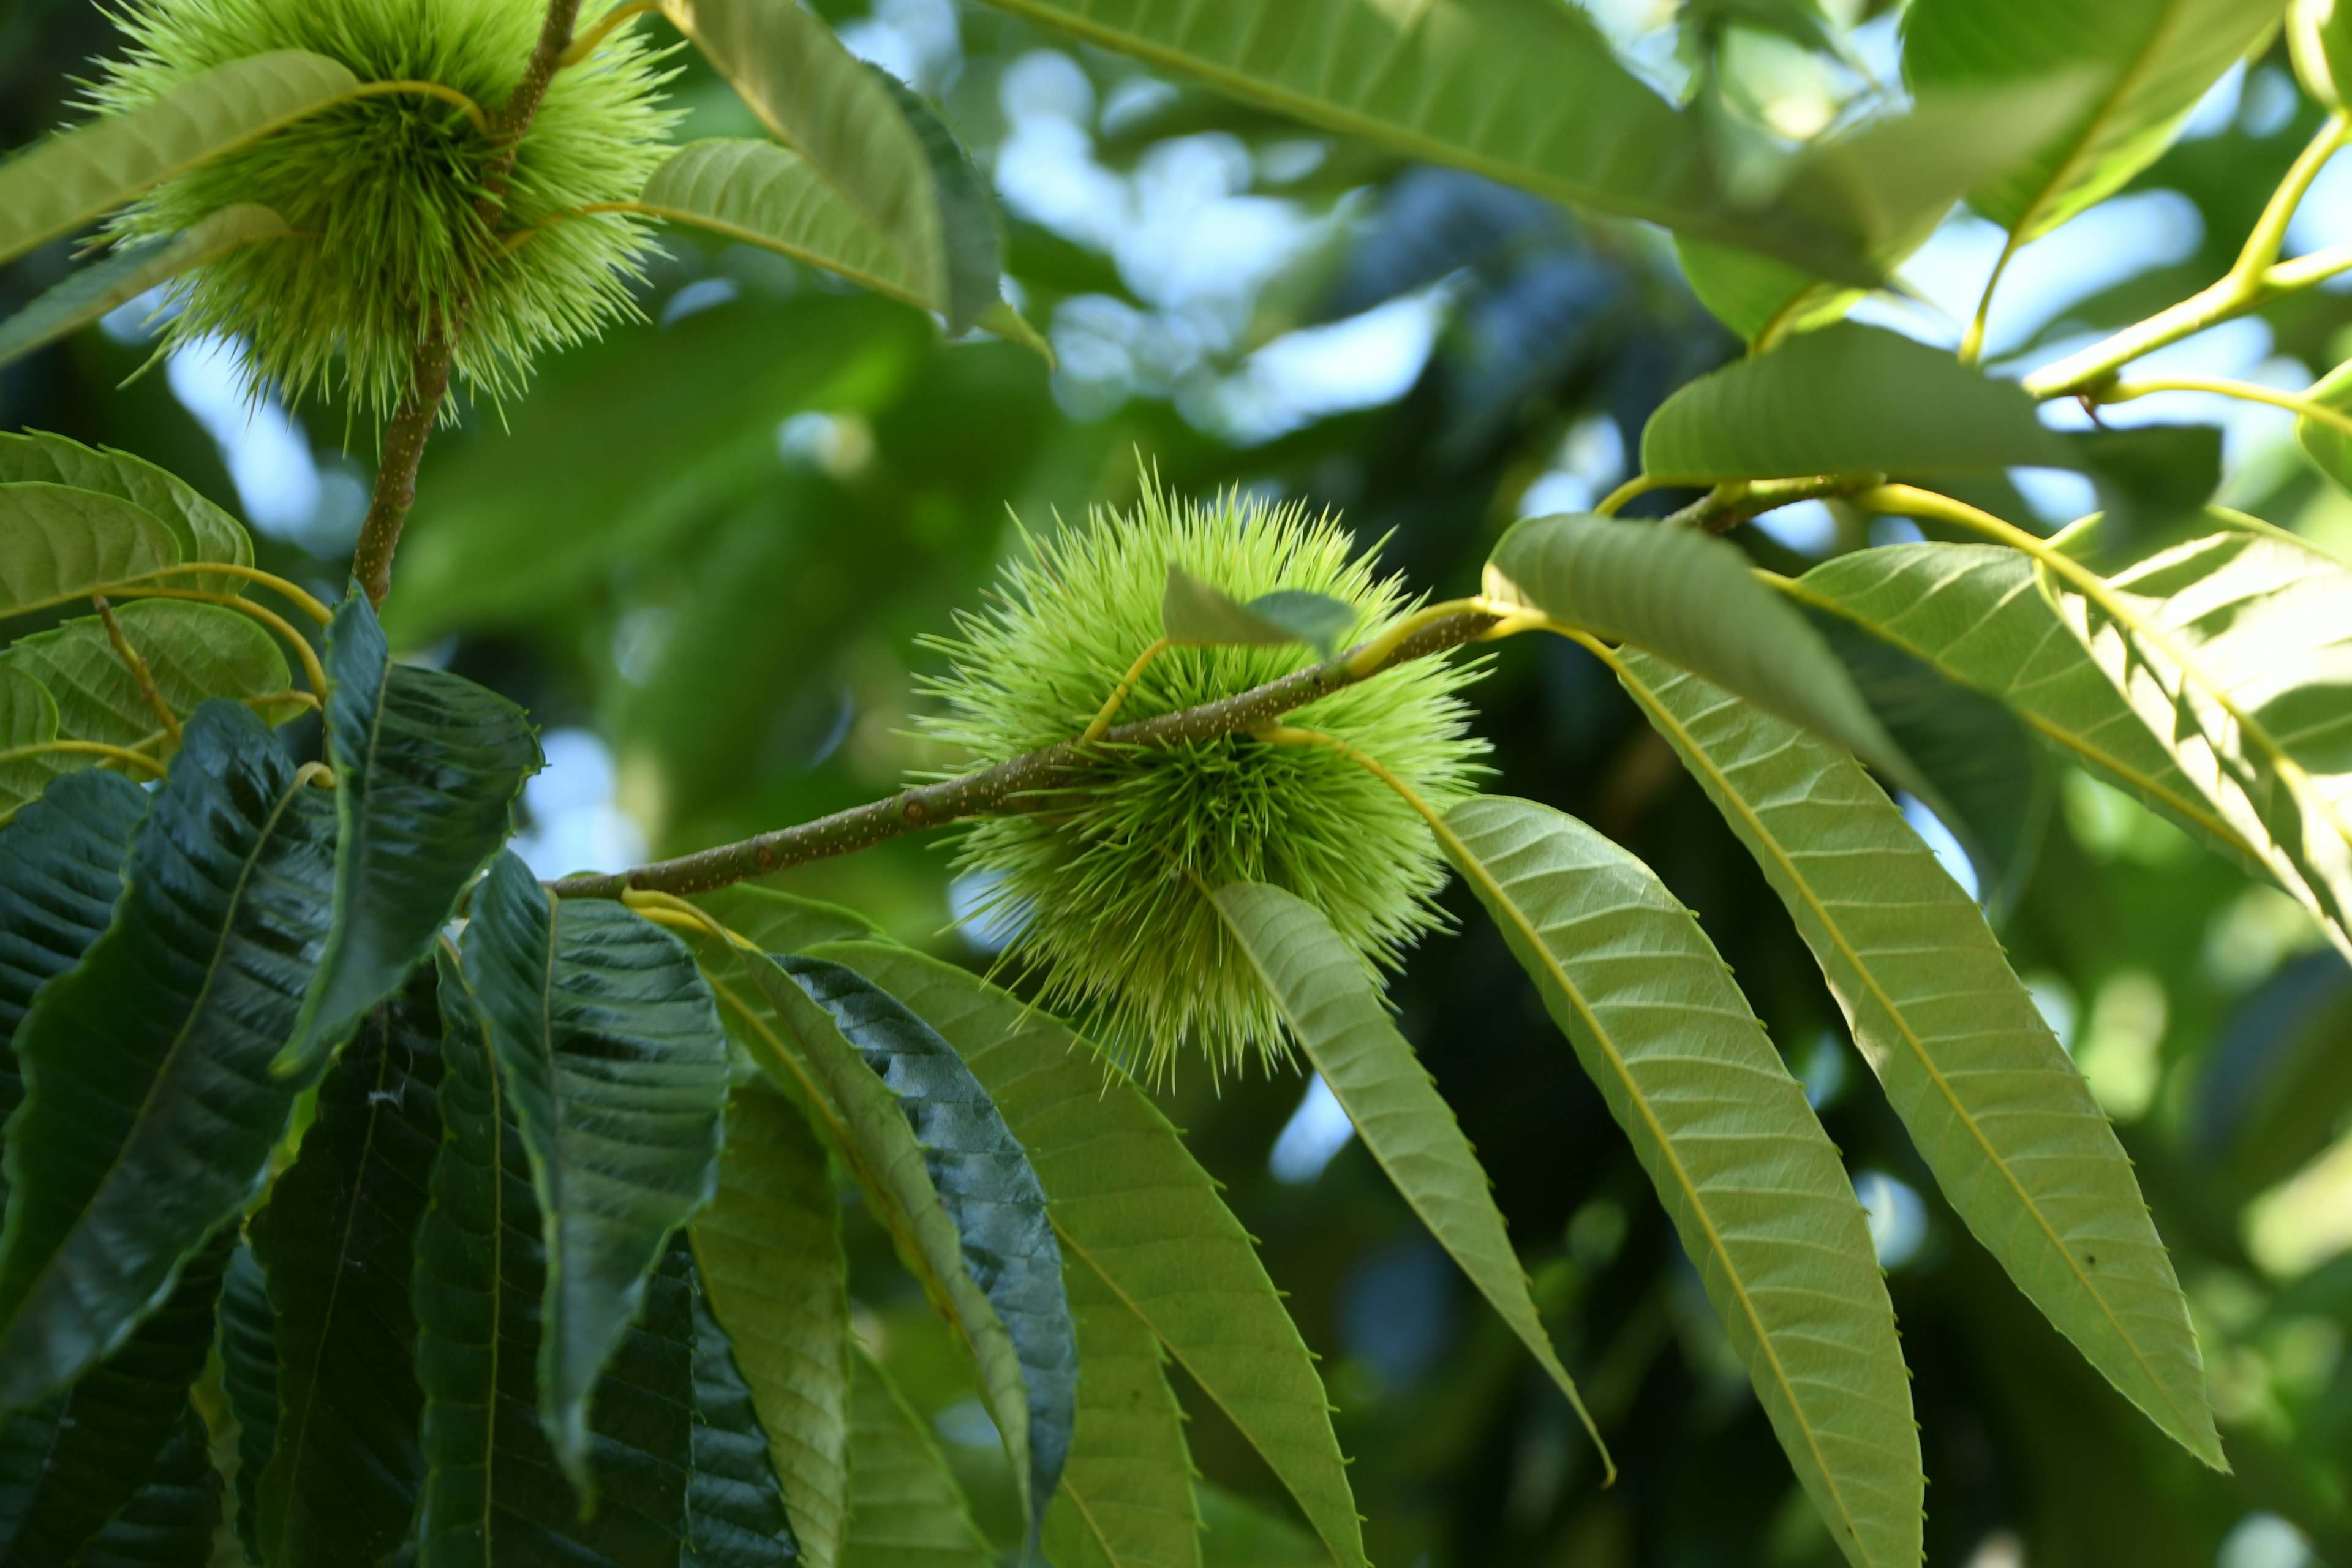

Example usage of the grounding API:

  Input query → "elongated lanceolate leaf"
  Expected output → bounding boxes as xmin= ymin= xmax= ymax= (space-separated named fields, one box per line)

xmin=219 ymin=1243 xmax=278 ymax=1562
xmin=1609 ymin=649 xmax=2224 ymax=1468
xmin=415 ymin=952 xmax=698 ymax=1566
xmin=1438 ymin=796 xmax=1918 ymax=1568
xmin=1639 ymin=323 xmax=2065 ymax=481
xmin=0 ymin=1232 xmax=228 ymax=1564
xmin=687 ymin=1270 xmax=800 ymax=1568
xmin=0 ymin=205 xmax=290 ymax=373
xmin=1211 ymin=881 xmax=1606 ymax=1465
xmin=816 ymin=939 xmax=1365 ymax=1568
xmin=461 ymin=851 xmax=729 ymax=1496
xmin=960 ymin=0 xmax=1869 ymax=279
xmin=0 ymin=483 xmax=178 ymax=616
xmin=1483 ymin=513 xmax=1909 ymax=783
xmin=280 ymin=592 xmax=537 ymax=1076
xmin=2 ymin=600 xmax=300 ymax=767
xmin=773 ymin=955 xmax=1076 ymax=1539
xmin=1904 ymin=0 xmax=2286 ymax=243
xmin=0 ymin=51 xmax=360 ymax=266
xmin=0 ymin=430 xmax=254 ymax=595
xmin=1777 ymin=543 xmax=2253 ymax=862
xmin=250 ymin=971 xmax=445 ymax=1566
xmin=841 ymin=1349 xmax=990 ymax=1568
xmin=2045 ymin=529 xmax=2352 ymax=962
xmin=636 ymin=141 xmax=930 ymax=310
xmin=872 ymin=73 xmax=999 ymax=336
xmin=658 ymin=0 xmax=948 ymax=303
xmin=0 ymin=699 xmax=333 ymax=1409
xmin=1041 ymin=1251 xmax=1201 ymax=1568
xmin=692 ymin=1079 xmax=849 ymax=1568
xmin=1161 ymin=567 xmax=1355 ymax=655
xmin=0 ymin=667 xmax=67 ymax=821
xmin=66 ymin=1403 xmax=222 ymax=1568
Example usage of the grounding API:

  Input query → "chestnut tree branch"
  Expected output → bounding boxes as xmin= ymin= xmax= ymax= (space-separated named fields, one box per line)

xmin=548 ymin=609 xmax=1501 ymax=899
xmin=350 ymin=0 xmax=584 ymax=606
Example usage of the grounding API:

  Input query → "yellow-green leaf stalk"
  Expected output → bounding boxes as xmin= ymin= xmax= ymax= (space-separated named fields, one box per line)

xmin=918 ymin=481 xmax=1487 ymax=1079
xmin=90 ymin=0 xmax=679 ymax=419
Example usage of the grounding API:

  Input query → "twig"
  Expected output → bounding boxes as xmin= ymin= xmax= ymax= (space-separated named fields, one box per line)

xmin=349 ymin=0 xmax=586 ymax=606
xmin=1661 ymin=472 xmax=1884 ymax=534
xmin=92 ymin=595 xmax=180 ymax=745
xmin=549 ymin=609 xmax=1499 ymax=899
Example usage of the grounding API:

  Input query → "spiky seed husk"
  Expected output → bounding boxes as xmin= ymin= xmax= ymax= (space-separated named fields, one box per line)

xmin=921 ymin=482 xmax=1488 ymax=1079
xmin=92 ymin=0 xmax=677 ymax=420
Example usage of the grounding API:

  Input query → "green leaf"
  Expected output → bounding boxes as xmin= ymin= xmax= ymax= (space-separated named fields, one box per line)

xmin=1041 ymin=1233 xmax=1201 ymax=1568
xmin=658 ymin=0 xmax=948 ymax=305
xmin=0 ymin=699 xmax=332 ymax=1409
xmin=1482 ymin=512 xmax=1910 ymax=783
xmin=1903 ymin=0 xmax=2286 ymax=243
xmin=1437 ymin=795 xmax=1919 ymax=1568
xmin=1638 ymin=322 xmax=2065 ymax=480
xmin=1801 ymin=607 xmax=2052 ymax=913
xmin=771 ymin=954 xmax=1077 ymax=1540
xmin=2067 ymin=424 xmax=2223 ymax=560
xmin=687 ymin=1268 xmax=801 ymax=1568
xmin=690 ymin=1079 xmax=850 ymax=1568
xmin=697 ymin=886 xmax=881 ymax=956
xmin=217 ymin=1243 xmax=277 ymax=1564
xmin=840 ymin=1348 xmax=991 ymax=1568
xmin=635 ymin=140 xmax=936 ymax=312
xmin=415 ymin=950 xmax=699 ymax=1566
xmin=2 ymin=600 xmax=300 ymax=766
xmin=1608 ymin=648 xmax=2225 ymax=1468
xmin=278 ymin=592 xmax=538 ymax=1077
xmin=249 ymin=971 xmax=445 ymax=1566
xmin=0 ymin=483 xmax=179 ymax=616
xmin=959 ymin=0 xmax=1870 ymax=279
xmin=0 ymin=769 xmax=147 ymax=1109
xmin=65 ymin=1403 xmax=224 ymax=1568
xmin=871 ymin=74 xmax=999 ymax=336
xmin=1675 ymin=237 xmax=1861 ymax=347
xmin=0 ymin=1232 xmax=228 ymax=1564
xmin=0 ymin=431 xmax=253 ymax=598
xmin=2042 ymin=527 xmax=2352 ymax=963
xmin=0 ymin=205 xmax=290 ymax=373
xmin=461 ymin=851 xmax=729 ymax=1494
xmin=1161 ymin=566 xmax=1357 ymax=656
xmin=0 ymin=666 xmax=67 ymax=820
xmin=1777 ymin=543 xmax=2255 ymax=863
xmin=2294 ymin=356 xmax=2352 ymax=497
xmin=1209 ymin=880 xmax=1607 ymax=1468
xmin=813 ymin=940 xmax=1365 ymax=1568
xmin=0 ymin=50 xmax=360 ymax=266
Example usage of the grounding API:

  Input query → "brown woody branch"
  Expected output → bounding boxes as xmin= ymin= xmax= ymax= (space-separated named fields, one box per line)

xmin=548 ymin=610 xmax=1500 ymax=900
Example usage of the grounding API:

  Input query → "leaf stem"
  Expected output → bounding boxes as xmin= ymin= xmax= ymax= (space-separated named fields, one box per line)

xmin=1595 ymin=473 xmax=1695 ymax=517
xmin=2095 ymin=375 xmax=2352 ymax=437
xmin=347 ymin=80 xmax=494 ymax=138
xmin=1080 ymin=636 xmax=1174 ymax=744
xmin=0 ymin=741 xmax=170 ymax=780
xmin=1658 ymin=473 xmax=1882 ymax=535
xmin=92 ymin=595 xmax=181 ymax=745
xmin=0 ymin=564 xmax=333 ymax=630
xmin=1959 ymin=232 xmax=2024 ymax=368
xmin=548 ymin=609 xmax=1499 ymax=899
xmin=557 ymin=0 xmax=662 ymax=66
xmin=88 ymin=587 xmax=330 ymax=703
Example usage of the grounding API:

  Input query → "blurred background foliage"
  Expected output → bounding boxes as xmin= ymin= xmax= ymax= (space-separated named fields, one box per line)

xmin=8 ymin=0 xmax=2352 ymax=1563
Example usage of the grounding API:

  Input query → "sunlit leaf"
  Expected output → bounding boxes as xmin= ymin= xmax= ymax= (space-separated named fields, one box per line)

xmin=840 ymin=1348 xmax=992 ymax=1568
xmin=0 ymin=700 xmax=332 ymax=1408
xmin=1210 ymin=880 xmax=1606 ymax=1468
xmin=1041 ymin=1257 xmax=1202 ymax=1568
xmin=0 ymin=205 xmax=289 ymax=372
xmin=1 ymin=600 xmax=301 ymax=767
xmin=461 ymin=851 xmax=729 ymax=1495
xmin=1161 ymin=565 xmax=1356 ymax=655
xmin=1608 ymin=648 xmax=2225 ymax=1469
xmin=0 ymin=51 xmax=359 ymax=266
xmin=279 ymin=591 xmax=538 ymax=1077
xmin=1439 ymin=795 xmax=1919 ymax=1568
xmin=251 ymin=970 xmax=445 ymax=1566
xmin=817 ymin=939 xmax=1366 ymax=1568
xmin=635 ymin=140 xmax=933 ymax=311
xmin=0 ymin=430 xmax=254 ymax=595
xmin=0 ymin=482 xmax=179 ymax=616
xmin=0 ymin=666 xmax=67 ymax=820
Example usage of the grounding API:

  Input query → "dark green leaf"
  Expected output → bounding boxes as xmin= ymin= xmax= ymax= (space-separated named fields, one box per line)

xmin=0 ymin=432 xmax=252 ymax=595
xmin=64 ymin=1403 xmax=223 ymax=1568
xmin=839 ymin=1349 xmax=989 ymax=1568
xmin=0 ymin=699 xmax=333 ymax=1408
xmin=775 ymin=954 xmax=1076 ymax=1541
xmin=0 ymin=1232 xmax=228 ymax=1565
xmin=2065 ymin=424 xmax=2223 ymax=559
xmin=217 ymin=1244 xmax=276 ymax=1565
xmin=415 ymin=950 xmax=698 ymax=1566
xmin=249 ymin=970 xmax=445 ymax=1566
xmin=686 ymin=1270 xmax=800 ymax=1567
xmin=461 ymin=852 xmax=728 ymax=1494
xmin=1161 ymin=566 xmax=1356 ymax=655
xmin=690 ymin=1079 xmax=848 ymax=1568
xmin=279 ymin=592 xmax=538 ymax=1077
xmin=0 ymin=206 xmax=289 ymax=375
xmin=1640 ymin=322 xmax=2066 ymax=479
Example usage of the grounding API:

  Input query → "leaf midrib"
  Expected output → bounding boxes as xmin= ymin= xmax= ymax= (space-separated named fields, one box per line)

xmin=1433 ymin=802 xmax=1871 ymax=1558
xmin=1607 ymin=651 xmax=2209 ymax=1453
xmin=2000 ymin=0 xmax=2193 ymax=242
